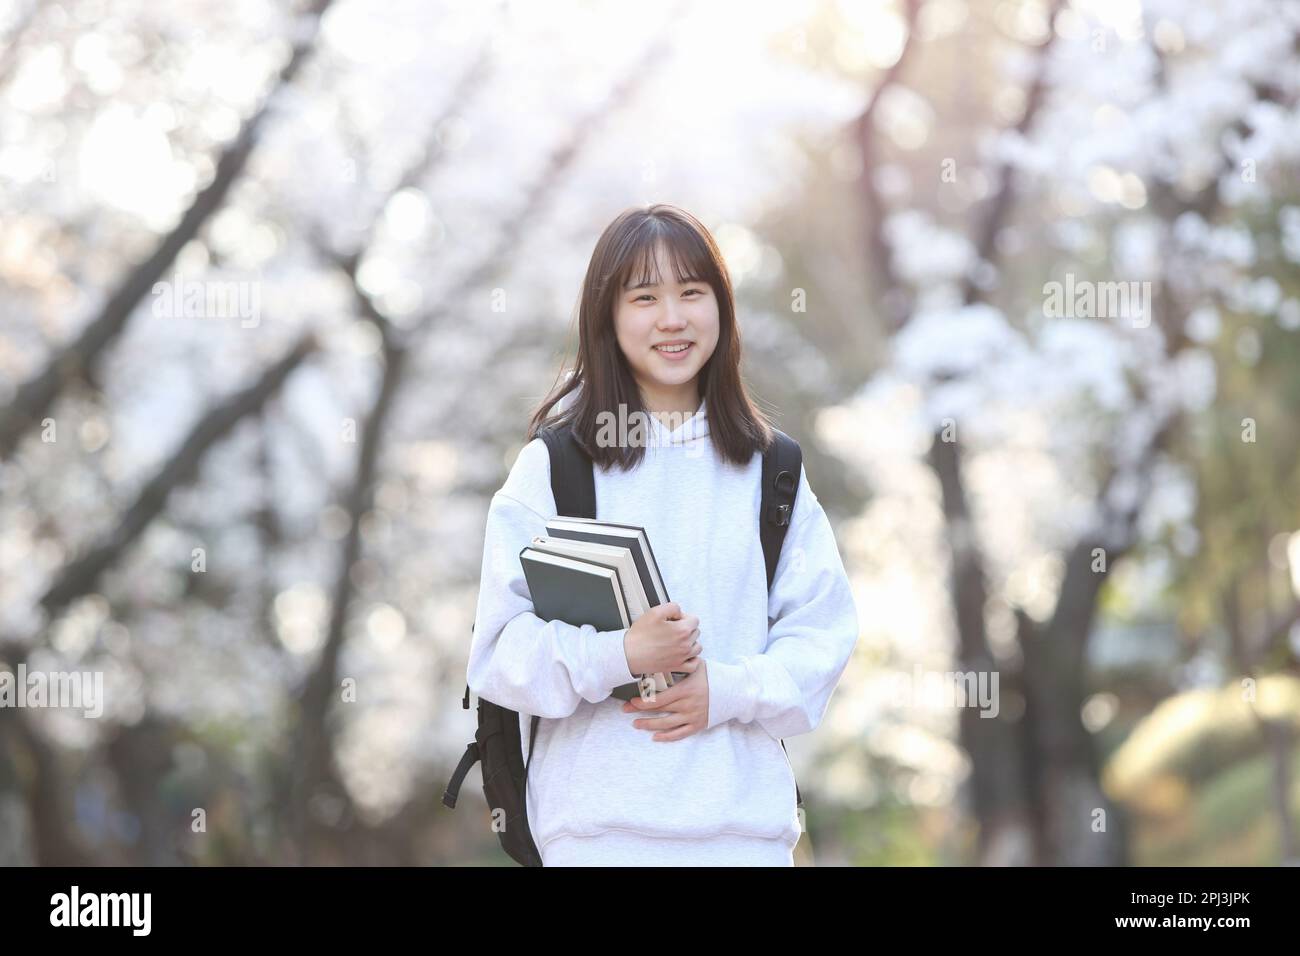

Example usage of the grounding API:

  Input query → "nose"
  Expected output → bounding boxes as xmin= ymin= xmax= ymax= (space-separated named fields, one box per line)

xmin=658 ymin=296 xmax=688 ymax=330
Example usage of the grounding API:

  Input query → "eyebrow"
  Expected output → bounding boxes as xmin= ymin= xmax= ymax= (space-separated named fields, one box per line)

xmin=625 ymin=275 xmax=706 ymax=291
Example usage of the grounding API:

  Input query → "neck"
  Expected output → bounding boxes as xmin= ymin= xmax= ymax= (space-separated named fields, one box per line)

xmin=639 ymin=379 xmax=701 ymax=424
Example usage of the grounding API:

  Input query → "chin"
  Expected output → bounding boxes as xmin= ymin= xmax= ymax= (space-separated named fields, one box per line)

xmin=650 ymin=366 xmax=698 ymax=384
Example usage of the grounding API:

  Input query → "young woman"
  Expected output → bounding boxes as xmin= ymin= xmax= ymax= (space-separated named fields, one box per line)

xmin=466 ymin=203 xmax=859 ymax=866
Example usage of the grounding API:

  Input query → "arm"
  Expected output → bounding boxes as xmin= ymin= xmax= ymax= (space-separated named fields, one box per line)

xmin=705 ymin=465 xmax=860 ymax=738
xmin=466 ymin=442 xmax=637 ymax=718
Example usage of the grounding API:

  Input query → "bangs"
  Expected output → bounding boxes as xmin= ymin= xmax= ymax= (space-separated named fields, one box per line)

xmin=529 ymin=202 xmax=769 ymax=468
xmin=617 ymin=218 xmax=716 ymax=291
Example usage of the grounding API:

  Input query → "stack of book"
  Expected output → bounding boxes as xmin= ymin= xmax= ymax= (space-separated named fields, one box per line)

xmin=519 ymin=517 xmax=688 ymax=702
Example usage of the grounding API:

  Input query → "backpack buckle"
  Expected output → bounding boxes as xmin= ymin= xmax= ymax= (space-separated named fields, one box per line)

xmin=768 ymin=469 xmax=795 ymax=527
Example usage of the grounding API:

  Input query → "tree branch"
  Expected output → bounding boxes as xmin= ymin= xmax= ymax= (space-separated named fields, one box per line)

xmin=0 ymin=0 xmax=336 ymax=461
xmin=38 ymin=333 xmax=319 ymax=615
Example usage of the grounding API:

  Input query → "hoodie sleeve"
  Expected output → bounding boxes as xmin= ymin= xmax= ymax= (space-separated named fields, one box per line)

xmin=705 ymin=463 xmax=860 ymax=738
xmin=466 ymin=438 xmax=637 ymax=718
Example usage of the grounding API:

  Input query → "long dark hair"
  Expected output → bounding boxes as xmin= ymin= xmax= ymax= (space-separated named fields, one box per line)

xmin=526 ymin=204 xmax=773 ymax=471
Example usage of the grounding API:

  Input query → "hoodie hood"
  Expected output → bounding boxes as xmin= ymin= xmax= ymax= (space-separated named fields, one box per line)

xmin=556 ymin=376 xmax=710 ymax=446
xmin=647 ymin=397 xmax=708 ymax=445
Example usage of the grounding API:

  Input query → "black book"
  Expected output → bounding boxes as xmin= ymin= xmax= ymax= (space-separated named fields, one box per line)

xmin=519 ymin=547 xmax=631 ymax=632
xmin=528 ymin=517 xmax=685 ymax=701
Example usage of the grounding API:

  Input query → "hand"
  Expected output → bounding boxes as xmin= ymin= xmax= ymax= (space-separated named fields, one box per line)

xmin=624 ymin=602 xmax=701 ymax=677
xmin=621 ymin=661 xmax=709 ymax=742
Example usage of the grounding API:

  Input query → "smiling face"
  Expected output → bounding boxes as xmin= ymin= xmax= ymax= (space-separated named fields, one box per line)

xmin=612 ymin=240 xmax=720 ymax=413
xmin=533 ymin=204 xmax=767 ymax=470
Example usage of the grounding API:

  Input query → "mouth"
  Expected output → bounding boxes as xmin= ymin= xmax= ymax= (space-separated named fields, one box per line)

xmin=652 ymin=341 xmax=693 ymax=361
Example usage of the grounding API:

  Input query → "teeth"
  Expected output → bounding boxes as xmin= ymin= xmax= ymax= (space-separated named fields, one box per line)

xmin=655 ymin=343 xmax=690 ymax=352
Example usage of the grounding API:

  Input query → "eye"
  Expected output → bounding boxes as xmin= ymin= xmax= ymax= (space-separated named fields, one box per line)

xmin=683 ymin=288 xmax=704 ymax=297
xmin=634 ymin=293 xmax=655 ymax=302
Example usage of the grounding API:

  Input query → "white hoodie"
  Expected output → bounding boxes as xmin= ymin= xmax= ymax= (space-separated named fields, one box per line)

xmin=466 ymin=396 xmax=860 ymax=865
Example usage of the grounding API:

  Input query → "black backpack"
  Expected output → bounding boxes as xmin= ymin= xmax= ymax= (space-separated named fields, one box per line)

xmin=442 ymin=420 xmax=805 ymax=866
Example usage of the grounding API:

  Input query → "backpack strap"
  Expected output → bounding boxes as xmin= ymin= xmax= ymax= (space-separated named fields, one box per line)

xmin=526 ymin=422 xmax=599 ymax=785
xmin=761 ymin=429 xmax=805 ymax=813
xmin=441 ymin=741 xmax=479 ymax=809
xmin=525 ymin=711 xmax=541 ymax=788
xmin=540 ymin=422 xmax=596 ymax=519
xmin=760 ymin=428 xmax=802 ymax=590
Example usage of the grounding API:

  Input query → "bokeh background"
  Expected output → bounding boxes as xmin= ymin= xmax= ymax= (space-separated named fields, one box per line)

xmin=1 ymin=0 xmax=1298 ymax=866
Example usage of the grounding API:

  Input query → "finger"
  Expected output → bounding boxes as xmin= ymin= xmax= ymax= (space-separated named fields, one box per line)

xmin=629 ymin=684 xmax=679 ymax=708
xmin=653 ymin=723 xmax=700 ymax=742
xmin=634 ymin=713 xmax=691 ymax=733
